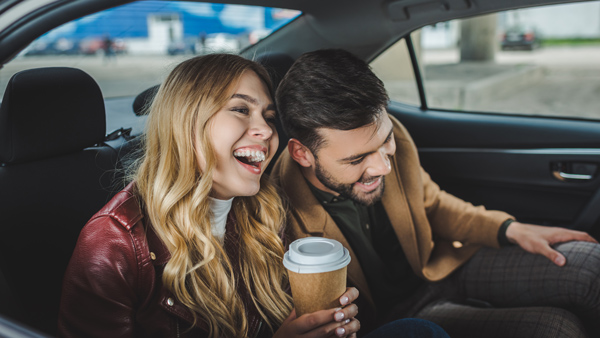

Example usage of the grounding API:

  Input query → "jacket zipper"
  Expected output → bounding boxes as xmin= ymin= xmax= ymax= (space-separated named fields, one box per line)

xmin=176 ymin=318 xmax=180 ymax=338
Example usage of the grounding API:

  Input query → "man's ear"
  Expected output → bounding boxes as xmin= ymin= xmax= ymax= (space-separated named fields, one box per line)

xmin=287 ymin=139 xmax=315 ymax=168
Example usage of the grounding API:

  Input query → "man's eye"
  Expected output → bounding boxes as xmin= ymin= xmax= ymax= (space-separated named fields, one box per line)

xmin=349 ymin=158 xmax=365 ymax=165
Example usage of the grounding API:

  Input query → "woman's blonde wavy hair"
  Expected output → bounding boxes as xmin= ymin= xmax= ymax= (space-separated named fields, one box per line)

xmin=131 ymin=54 xmax=292 ymax=337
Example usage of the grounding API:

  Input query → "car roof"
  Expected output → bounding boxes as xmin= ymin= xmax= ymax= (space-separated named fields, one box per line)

xmin=0 ymin=0 xmax=582 ymax=66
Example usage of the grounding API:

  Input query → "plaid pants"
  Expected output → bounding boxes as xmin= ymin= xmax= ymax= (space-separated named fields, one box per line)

xmin=395 ymin=241 xmax=600 ymax=338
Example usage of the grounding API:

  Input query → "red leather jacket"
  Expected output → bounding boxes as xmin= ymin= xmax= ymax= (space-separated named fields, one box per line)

xmin=58 ymin=183 xmax=268 ymax=338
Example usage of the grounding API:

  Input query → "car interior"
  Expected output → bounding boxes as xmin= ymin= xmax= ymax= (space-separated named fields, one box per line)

xmin=1 ymin=0 xmax=599 ymax=336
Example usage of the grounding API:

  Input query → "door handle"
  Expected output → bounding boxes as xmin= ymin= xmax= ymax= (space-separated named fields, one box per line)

xmin=551 ymin=162 xmax=597 ymax=181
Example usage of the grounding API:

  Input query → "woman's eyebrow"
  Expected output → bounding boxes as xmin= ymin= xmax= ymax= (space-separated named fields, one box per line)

xmin=232 ymin=93 xmax=258 ymax=105
xmin=232 ymin=93 xmax=275 ymax=110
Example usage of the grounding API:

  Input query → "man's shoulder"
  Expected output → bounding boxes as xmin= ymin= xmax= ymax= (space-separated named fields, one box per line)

xmin=271 ymin=150 xmax=300 ymax=187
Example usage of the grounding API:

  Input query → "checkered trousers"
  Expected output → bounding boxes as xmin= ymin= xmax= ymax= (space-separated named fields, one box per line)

xmin=400 ymin=241 xmax=600 ymax=338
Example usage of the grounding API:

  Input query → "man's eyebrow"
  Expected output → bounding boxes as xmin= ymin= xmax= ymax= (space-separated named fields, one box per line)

xmin=339 ymin=128 xmax=394 ymax=163
xmin=231 ymin=93 xmax=275 ymax=110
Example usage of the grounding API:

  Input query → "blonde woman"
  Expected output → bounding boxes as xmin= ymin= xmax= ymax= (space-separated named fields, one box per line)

xmin=58 ymin=54 xmax=360 ymax=338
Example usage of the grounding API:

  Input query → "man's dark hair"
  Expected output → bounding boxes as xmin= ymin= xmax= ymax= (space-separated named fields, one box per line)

xmin=276 ymin=49 xmax=389 ymax=153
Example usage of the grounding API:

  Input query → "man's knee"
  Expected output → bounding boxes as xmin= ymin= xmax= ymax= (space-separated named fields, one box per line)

xmin=555 ymin=241 xmax=600 ymax=305
xmin=532 ymin=307 xmax=588 ymax=338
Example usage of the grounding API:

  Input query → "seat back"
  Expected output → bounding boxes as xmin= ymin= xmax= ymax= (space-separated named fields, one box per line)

xmin=255 ymin=52 xmax=295 ymax=174
xmin=0 ymin=67 xmax=121 ymax=335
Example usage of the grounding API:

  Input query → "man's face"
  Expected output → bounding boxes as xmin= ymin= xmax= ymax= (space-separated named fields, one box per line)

xmin=312 ymin=113 xmax=396 ymax=206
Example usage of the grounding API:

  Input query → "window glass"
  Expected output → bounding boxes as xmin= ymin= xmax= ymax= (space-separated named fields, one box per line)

xmin=382 ymin=1 xmax=600 ymax=120
xmin=0 ymin=1 xmax=300 ymax=134
xmin=1 ymin=1 xmax=300 ymax=99
xmin=370 ymin=38 xmax=420 ymax=107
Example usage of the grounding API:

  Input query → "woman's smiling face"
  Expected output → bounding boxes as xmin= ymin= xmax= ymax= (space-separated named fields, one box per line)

xmin=197 ymin=70 xmax=278 ymax=200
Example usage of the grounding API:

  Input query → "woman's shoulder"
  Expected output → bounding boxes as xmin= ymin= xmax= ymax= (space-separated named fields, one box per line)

xmin=71 ymin=182 xmax=152 ymax=277
xmin=87 ymin=182 xmax=145 ymax=232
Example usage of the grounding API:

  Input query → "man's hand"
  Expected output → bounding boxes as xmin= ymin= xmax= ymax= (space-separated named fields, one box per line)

xmin=505 ymin=221 xmax=598 ymax=266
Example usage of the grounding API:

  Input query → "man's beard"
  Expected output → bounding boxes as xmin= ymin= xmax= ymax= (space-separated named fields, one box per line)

xmin=314 ymin=159 xmax=385 ymax=206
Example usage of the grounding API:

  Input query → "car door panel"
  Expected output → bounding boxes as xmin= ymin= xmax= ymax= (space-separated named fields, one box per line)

xmin=388 ymin=104 xmax=600 ymax=235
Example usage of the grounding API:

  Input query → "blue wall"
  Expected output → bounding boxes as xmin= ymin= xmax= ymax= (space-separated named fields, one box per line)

xmin=44 ymin=1 xmax=298 ymax=40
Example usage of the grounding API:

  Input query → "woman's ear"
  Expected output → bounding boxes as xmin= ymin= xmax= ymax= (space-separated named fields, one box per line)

xmin=287 ymin=139 xmax=315 ymax=168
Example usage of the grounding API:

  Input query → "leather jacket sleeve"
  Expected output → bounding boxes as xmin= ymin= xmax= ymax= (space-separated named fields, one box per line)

xmin=58 ymin=215 xmax=142 ymax=338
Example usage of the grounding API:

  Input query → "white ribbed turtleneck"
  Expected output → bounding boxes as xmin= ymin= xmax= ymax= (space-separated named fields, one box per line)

xmin=209 ymin=196 xmax=233 ymax=242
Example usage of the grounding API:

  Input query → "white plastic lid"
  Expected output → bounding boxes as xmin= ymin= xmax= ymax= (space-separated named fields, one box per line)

xmin=283 ymin=237 xmax=351 ymax=274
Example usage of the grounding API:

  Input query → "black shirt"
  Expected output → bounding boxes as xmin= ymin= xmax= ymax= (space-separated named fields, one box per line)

xmin=307 ymin=181 xmax=424 ymax=317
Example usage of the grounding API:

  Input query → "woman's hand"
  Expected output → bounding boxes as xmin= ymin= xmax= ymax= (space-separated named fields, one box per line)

xmin=273 ymin=287 xmax=360 ymax=338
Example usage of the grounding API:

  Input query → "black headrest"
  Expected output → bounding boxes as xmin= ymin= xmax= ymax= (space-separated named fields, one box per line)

xmin=0 ymin=67 xmax=105 ymax=165
xmin=255 ymin=52 xmax=295 ymax=90
xmin=132 ymin=84 xmax=159 ymax=116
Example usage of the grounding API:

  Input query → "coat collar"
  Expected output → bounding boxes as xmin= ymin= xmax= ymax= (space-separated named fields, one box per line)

xmin=275 ymin=151 xmax=374 ymax=305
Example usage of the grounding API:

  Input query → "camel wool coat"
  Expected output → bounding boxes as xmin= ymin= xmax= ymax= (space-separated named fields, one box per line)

xmin=271 ymin=115 xmax=513 ymax=314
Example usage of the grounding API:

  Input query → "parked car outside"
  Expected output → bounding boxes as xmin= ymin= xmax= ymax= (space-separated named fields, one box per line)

xmin=167 ymin=38 xmax=197 ymax=55
xmin=80 ymin=37 xmax=127 ymax=55
xmin=204 ymin=33 xmax=240 ymax=53
xmin=501 ymin=24 xmax=541 ymax=50
xmin=23 ymin=39 xmax=80 ymax=56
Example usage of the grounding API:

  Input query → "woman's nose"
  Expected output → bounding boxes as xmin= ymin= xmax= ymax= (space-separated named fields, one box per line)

xmin=249 ymin=117 xmax=274 ymax=140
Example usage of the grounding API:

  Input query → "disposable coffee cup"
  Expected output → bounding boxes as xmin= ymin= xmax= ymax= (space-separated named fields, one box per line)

xmin=283 ymin=237 xmax=351 ymax=316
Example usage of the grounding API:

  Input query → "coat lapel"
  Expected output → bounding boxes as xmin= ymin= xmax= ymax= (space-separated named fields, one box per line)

xmin=276 ymin=151 xmax=374 ymax=306
xmin=383 ymin=116 xmax=436 ymax=278
xmin=380 ymin=155 xmax=424 ymax=275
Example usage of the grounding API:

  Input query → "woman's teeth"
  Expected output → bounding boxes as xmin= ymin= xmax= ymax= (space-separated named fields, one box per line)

xmin=233 ymin=149 xmax=266 ymax=163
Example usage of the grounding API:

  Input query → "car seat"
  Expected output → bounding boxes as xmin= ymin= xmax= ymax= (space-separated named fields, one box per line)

xmin=255 ymin=52 xmax=295 ymax=174
xmin=0 ymin=67 xmax=122 ymax=335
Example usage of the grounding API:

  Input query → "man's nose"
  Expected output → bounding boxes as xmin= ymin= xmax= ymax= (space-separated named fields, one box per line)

xmin=367 ymin=150 xmax=392 ymax=177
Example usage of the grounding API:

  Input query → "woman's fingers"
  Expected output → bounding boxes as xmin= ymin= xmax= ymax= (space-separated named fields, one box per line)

xmin=339 ymin=287 xmax=359 ymax=306
xmin=294 ymin=308 xmax=345 ymax=333
xmin=292 ymin=307 xmax=360 ymax=337
xmin=331 ymin=318 xmax=361 ymax=337
xmin=333 ymin=304 xmax=358 ymax=323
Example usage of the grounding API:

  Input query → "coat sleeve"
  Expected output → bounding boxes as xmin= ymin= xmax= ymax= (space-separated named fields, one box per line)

xmin=58 ymin=215 xmax=139 ymax=338
xmin=421 ymin=167 xmax=514 ymax=248
xmin=388 ymin=114 xmax=513 ymax=249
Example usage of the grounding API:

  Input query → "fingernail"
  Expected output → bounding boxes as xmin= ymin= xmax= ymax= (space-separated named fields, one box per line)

xmin=340 ymin=296 xmax=349 ymax=305
xmin=345 ymin=319 xmax=351 ymax=324
xmin=555 ymin=256 xmax=565 ymax=265
xmin=336 ymin=327 xmax=346 ymax=336
xmin=335 ymin=311 xmax=345 ymax=321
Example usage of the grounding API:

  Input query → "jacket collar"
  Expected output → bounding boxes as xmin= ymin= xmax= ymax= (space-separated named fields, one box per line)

xmin=275 ymin=151 xmax=374 ymax=305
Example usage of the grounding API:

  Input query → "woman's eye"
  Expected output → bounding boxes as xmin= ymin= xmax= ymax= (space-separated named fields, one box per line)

xmin=265 ymin=115 xmax=277 ymax=124
xmin=232 ymin=107 xmax=249 ymax=114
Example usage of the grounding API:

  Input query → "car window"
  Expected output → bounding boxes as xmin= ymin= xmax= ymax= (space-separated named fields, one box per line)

xmin=0 ymin=1 xmax=300 ymax=133
xmin=374 ymin=1 xmax=600 ymax=120
xmin=370 ymin=38 xmax=420 ymax=107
